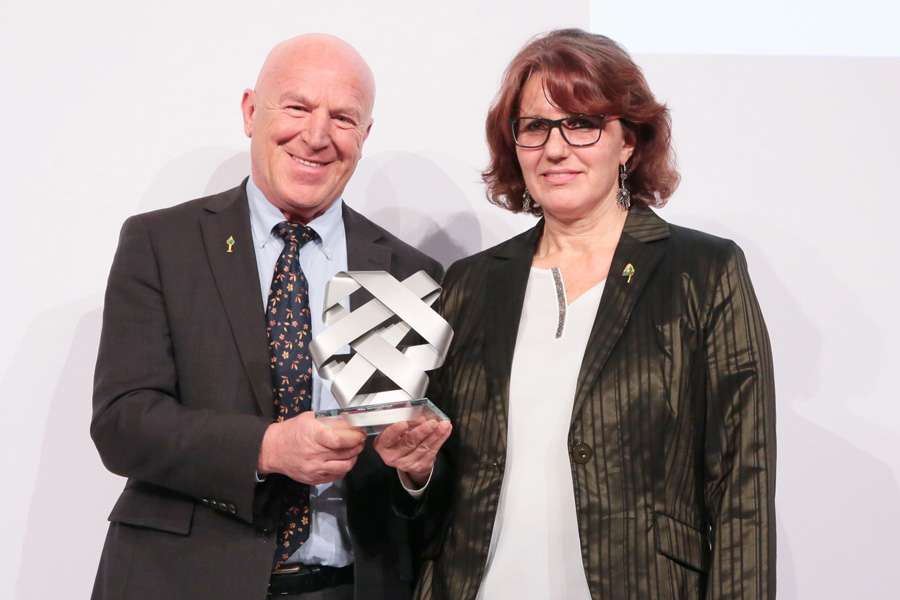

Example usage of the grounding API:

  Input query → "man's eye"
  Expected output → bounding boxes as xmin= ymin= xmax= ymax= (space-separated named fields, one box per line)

xmin=563 ymin=116 xmax=601 ymax=130
xmin=285 ymin=105 xmax=308 ymax=114
xmin=334 ymin=115 xmax=356 ymax=126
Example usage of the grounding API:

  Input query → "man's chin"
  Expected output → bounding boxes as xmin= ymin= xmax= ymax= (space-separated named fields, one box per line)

xmin=275 ymin=188 xmax=338 ymax=220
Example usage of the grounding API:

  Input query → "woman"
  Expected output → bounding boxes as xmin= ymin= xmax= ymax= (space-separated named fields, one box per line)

xmin=416 ymin=29 xmax=775 ymax=600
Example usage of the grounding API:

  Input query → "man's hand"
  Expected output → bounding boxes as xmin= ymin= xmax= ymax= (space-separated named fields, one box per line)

xmin=257 ymin=412 xmax=366 ymax=485
xmin=373 ymin=419 xmax=452 ymax=487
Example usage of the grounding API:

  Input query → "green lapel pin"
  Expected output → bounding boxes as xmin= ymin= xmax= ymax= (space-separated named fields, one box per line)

xmin=226 ymin=235 xmax=236 ymax=253
xmin=622 ymin=263 xmax=635 ymax=284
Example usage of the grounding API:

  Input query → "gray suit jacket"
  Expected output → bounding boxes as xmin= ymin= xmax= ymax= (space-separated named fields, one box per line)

xmin=90 ymin=182 xmax=442 ymax=600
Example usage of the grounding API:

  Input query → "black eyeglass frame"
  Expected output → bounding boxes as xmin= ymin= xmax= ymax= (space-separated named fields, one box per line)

xmin=510 ymin=114 xmax=611 ymax=148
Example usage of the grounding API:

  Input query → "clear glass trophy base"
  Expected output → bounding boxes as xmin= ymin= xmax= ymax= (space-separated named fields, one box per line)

xmin=315 ymin=398 xmax=448 ymax=436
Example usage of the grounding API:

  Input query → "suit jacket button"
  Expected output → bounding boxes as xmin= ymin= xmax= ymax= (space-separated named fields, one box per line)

xmin=228 ymin=504 xmax=237 ymax=514
xmin=571 ymin=442 xmax=593 ymax=464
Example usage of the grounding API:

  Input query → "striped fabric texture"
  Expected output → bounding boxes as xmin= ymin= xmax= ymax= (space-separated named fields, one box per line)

xmin=416 ymin=207 xmax=776 ymax=600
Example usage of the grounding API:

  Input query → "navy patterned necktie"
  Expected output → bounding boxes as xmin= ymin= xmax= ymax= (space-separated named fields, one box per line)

xmin=267 ymin=221 xmax=319 ymax=568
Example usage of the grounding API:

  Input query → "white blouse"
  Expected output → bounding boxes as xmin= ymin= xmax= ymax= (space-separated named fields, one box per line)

xmin=476 ymin=267 xmax=605 ymax=600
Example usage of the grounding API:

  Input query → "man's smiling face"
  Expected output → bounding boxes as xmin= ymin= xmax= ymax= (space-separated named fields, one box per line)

xmin=241 ymin=35 xmax=374 ymax=222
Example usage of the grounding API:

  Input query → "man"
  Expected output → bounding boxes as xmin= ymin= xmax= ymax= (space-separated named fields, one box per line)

xmin=90 ymin=34 xmax=451 ymax=600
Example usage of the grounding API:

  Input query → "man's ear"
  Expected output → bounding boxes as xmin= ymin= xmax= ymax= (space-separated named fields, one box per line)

xmin=240 ymin=89 xmax=255 ymax=138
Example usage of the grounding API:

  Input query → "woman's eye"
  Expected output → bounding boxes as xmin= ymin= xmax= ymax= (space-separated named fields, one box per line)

xmin=564 ymin=116 xmax=601 ymax=130
xmin=524 ymin=119 xmax=550 ymax=132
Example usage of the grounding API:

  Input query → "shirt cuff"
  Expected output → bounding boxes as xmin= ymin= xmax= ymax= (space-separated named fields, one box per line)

xmin=397 ymin=467 xmax=432 ymax=498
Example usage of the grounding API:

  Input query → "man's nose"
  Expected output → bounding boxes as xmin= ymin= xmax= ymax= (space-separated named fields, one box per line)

xmin=301 ymin=109 xmax=331 ymax=150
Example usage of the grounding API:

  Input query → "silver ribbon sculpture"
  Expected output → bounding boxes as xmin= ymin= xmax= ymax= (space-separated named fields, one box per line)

xmin=310 ymin=270 xmax=453 ymax=409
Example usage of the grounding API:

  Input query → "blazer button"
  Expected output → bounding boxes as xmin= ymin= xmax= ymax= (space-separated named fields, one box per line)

xmin=228 ymin=504 xmax=237 ymax=514
xmin=571 ymin=442 xmax=593 ymax=464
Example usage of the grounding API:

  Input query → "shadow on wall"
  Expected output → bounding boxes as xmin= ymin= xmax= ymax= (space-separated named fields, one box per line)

xmin=15 ymin=159 xmax=252 ymax=599
xmin=676 ymin=213 xmax=900 ymax=599
xmin=205 ymin=152 xmax=251 ymax=196
xmin=137 ymin=148 xmax=249 ymax=213
xmin=351 ymin=151 xmax=489 ymax=267
xmin=371 ymin=206 xmax=484 ymax=270
xmin=14 ymin=302 xmax=124 ymax=600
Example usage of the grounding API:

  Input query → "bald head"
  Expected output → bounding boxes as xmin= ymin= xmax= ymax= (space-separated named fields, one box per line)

xmin=255 ymin=34 xmax=375 ymax=121
xmin=241 ymin=34 xmax=376 ymax=222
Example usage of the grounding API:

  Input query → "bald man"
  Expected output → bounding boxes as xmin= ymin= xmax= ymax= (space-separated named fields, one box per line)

xmin=90 ymin=34 xmax=449 ymax=600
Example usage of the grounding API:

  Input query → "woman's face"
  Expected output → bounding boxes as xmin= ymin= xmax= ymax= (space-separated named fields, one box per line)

xmin=515 ymin=74 xmax=633 ymax=220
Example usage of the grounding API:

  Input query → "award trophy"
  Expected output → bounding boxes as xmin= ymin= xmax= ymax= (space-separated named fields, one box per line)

xmin=309 ymin=270 xmax=452 ymax=435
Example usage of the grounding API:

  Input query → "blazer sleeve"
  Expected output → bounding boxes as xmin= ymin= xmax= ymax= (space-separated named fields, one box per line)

xmin=90 ymin=215 xmax=270 ymax=525
xmin=702 ymin=241 xmax=776 ymax=599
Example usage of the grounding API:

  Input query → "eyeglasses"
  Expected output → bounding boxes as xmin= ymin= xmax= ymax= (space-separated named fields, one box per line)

xmin=511 ymin=114 xmax=609 ymax=148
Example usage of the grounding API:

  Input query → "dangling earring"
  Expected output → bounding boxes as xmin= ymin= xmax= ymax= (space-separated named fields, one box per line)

xmin=616 ymin=163 xmax=631 ymax=210
xmin=523 ymin=188 xmax=538 ymax=210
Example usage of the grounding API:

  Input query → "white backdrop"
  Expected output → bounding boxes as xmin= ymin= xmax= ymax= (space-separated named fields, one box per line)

xmin=1 ymin=1 xmax=898 ymax=598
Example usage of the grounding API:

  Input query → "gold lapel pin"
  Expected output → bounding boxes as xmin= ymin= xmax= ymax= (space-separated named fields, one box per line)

xmin=225 ymin=235 xmax=236 ymax=253
xmin=622 ymin=263 xmax=635 ymax=284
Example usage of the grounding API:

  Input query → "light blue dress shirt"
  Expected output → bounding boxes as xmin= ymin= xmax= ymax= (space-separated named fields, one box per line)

xmin=246 ymin=178 xmax=353 ymax=567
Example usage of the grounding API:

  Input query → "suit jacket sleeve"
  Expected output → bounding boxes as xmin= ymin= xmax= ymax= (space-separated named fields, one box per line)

xmin=90 ymin=215 xmax=269 ymax=524
xmin=703 ymin=241 xmax=776 ymax=599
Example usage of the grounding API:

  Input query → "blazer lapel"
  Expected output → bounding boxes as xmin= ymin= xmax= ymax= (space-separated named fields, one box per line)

xmin=484 ymin=222 xmax=543 ymax=437
xmin=570 ymin=207 xmax=669 ymax=423
xmin=200 ymin=184 xmax=274 ymax=418
xmin=343 ymin=204 xmax=391 ymax=310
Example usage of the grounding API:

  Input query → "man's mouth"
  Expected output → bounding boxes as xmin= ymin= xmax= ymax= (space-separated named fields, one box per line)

xmin=287 ymin=152 xmax=330 ymax=168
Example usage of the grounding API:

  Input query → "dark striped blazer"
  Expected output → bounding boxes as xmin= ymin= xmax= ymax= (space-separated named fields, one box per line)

xmin=415 ymin=207 xmax=775 ymax=600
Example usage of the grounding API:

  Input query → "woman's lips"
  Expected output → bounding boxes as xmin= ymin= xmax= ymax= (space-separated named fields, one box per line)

xmin=541 ymin=170 xmax=580 ymax=184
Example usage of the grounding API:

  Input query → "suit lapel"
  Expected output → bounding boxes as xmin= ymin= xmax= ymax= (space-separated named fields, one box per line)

xmin=343 ymin=204 xmax=391 ymax=310
xmin=484 ymin=223 xmax=543 ymax=437
xmin=200 ymin=184 xmax=274 ymax=418
xmin=340 ymin=204 xmax=395 ymax=486
xmin=570 ymin=207 xmax=669 ymax=422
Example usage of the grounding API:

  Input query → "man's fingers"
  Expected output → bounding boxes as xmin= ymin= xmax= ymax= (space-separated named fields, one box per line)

xmin=393 ymin=421 xmax=452 ymax=472
xmin=435 ymin=421 xmax=452 ymax=444
xmin=375 ymin=421 xmax=410 ymax=449
xmin=301 ymin=458 xmax=360 ymax=484
xmin=418 ymin=424 xmax=451 ymax=454
xmin=401 ymin=419 xmax=438 ymax=449
xmin=320 ymin=457 xmax=358 ymax=477
xmin=317 ymin=424 xmax=366 ymax=450
xmin=321 ymin=445 xmax=364 ymax=461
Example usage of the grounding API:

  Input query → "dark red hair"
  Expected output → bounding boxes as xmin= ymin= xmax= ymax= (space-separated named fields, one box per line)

xmin=483 ymin=29 xmax=679 ymax=215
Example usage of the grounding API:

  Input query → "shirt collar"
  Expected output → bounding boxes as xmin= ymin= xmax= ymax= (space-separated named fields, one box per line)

xmin=246 ymin=177 xmax=345 ymax=260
